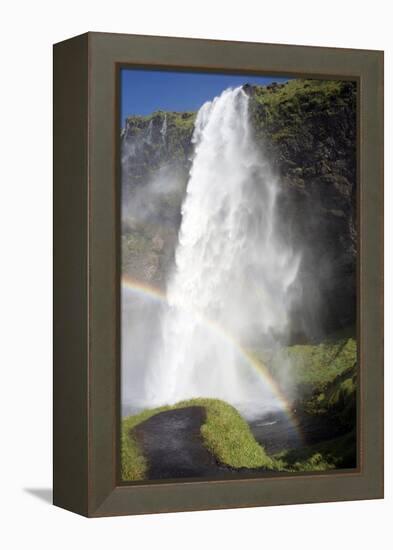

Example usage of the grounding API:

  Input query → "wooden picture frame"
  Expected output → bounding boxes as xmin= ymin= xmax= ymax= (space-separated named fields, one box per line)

xmin=53 ymin=32 xmax=383 ymax=517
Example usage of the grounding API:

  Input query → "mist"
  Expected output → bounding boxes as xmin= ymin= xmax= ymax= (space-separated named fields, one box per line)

xmin=135 ymin=87 xmax=301 ymax=419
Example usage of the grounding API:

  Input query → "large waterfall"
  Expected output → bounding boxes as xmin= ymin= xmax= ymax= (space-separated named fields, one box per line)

xmin=144 ymin=87 xmax=300 ymax=418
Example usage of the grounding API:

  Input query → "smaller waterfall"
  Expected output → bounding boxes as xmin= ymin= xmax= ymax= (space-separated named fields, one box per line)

xmin=145 ymin=119 xmax=153 ymax=144
xmin=160 ymin=114 xmax=167 ymax=144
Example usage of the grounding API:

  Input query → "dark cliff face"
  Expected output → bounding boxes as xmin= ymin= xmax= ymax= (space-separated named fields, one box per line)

xmin=121 ymin=111 xmax=195 ymax=287
xmin=122 ymin=110 xmax=195 ymax=195
xmin=121 ymin=79 xmax=357 ymax=338
xmin=248 ymin=80 xmax=357 ymax=337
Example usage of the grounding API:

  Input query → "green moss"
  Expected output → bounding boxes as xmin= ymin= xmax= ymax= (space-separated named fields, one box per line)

xmin=291 ymin=452 xmax=335 ymax=472
xmin=121 ymin=389 xmax=356 ymax=481
xmin=275 ymin=430 xmax=356 ymax=471
xmin=320 ymin=364 xmax=357 ymax=429
xmin=196 ymin=398 xmax=274 ymax=469
xmin=124 ymin=110 xmax=195 ymax=144
xmin=121 ymin=430 xmax=148 ymax=482
xmin=121 ymin=398 xmax=276 ymax=481
xmin=253 ymin=334 xmax=357 ymax=432
xmin=248 ymin=79 xmax=357 ymax=193
xmin=170 ymin=111 xmax=196 ymax=130
xmin=252 ymin=79 xmax=346 ymax=126
xmin=268 ymin=337 xmax=357 ymax=392
xmin=327 ymin=374 xmax=354 ymax=407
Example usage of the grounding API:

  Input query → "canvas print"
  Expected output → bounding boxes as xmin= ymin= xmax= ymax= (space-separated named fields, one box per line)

xmin=120 ymin=69 xmax=357 ymax=482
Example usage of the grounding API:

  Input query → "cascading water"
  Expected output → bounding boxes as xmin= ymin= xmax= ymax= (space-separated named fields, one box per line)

xmin=144 ymin=87 xmax=300 ymax=418
xmin=160 ymin=114 xmax=167 ymax=144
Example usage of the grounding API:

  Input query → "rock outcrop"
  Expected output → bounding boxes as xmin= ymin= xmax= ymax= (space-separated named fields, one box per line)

xmin=248 ymin=80 xmax=357 ymax=337
xmin=121 ymin=79 xmax=357 ymax=338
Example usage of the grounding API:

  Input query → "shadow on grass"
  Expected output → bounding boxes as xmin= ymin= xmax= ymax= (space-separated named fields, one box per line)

xmin=277 ymin=431 xmax=357 ymax=471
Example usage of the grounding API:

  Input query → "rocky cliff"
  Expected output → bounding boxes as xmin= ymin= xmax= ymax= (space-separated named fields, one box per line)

xmin=121 ymin=79 xmax=357 ymax=339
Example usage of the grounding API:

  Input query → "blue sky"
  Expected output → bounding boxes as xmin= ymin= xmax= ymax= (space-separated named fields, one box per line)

xmin=120 ymin=68 xmax=290 ymax=127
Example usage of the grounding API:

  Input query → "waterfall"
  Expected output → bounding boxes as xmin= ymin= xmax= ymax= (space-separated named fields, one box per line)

xmin=160 ymin=114 xmax=167 ymax=144
xmin=145 ymin=119 xmax=153 ymax=144
xmin=144 ymin=87 xmax=300 ymax=418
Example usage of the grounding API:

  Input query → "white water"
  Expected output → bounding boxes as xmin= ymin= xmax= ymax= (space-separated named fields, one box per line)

xmin=143 ymin=87 xmax=300 ymax=418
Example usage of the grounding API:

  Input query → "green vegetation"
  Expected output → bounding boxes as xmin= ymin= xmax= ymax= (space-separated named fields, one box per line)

xmin=252 ymin=335 xmax=357 ymax=470
xmin=128 ymin=110 xmax=196 ymax=130
xmin=269 ymin=337 xmax=356 ymax=391
xmin=275 ymin=430 xmax=356 ymax=471
xmin=197 ymin=398 xmax=274 ymax=469
xmin=314 ymin=363 xmax=357 ymax=431
xmin=121 ymin=398 xmax=275 ymax=481
xmin=253 ymin=79 xmax=344 ymax=110
xmin=250 ymin=79 xmax=355 ymax=145
xmin=124 ymin=110 xmax=195 ymax=173
xmin=121 ymin=81 xmax=358 ymax=478
xmin=248 ymin=79 xmax=357 ymax=214
xmin=122 ymin=338 xmax=358 ymax=481
xmin=262 ymin=336 xmax=357 ymax=427
xmin=124 ymin=78 xmax=356 ymax=205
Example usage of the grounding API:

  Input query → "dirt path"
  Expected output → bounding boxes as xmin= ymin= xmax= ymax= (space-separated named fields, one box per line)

xmin=133 ymin=406 xmax=225 ymax=479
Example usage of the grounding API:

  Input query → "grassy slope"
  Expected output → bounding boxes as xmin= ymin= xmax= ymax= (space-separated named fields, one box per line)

xmin=253 ymin=79 xmax=344 ymax=112
xmin=121 ymin=398 xmax=274 ymax=481
xmin=126 ymin=110 xmax=195 ymax=131
xmin=270 ymin=337 xmax=356 ymax=393
xmin=121 ymin=82 xmax=357 ymax=479
xmin=251 ymin=79 xmax=355 ymax=147
xmin=122 ymin=337 xmax=357 ymax=481
xmin=271 ymin=335 xmax=357 ymax=470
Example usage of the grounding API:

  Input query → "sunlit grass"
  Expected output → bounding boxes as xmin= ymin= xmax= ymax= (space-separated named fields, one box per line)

xmin=262 ymin=337 xmax=357 ymax=392
xmin=121 ymin=338 xmax=357 ymax=481
xmin=121 ymin=398 xmax=276 ymax=481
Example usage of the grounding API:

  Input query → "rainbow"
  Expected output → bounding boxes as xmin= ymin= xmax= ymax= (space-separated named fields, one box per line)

xmin=121 ymin=274 xmax=303 ymax=440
